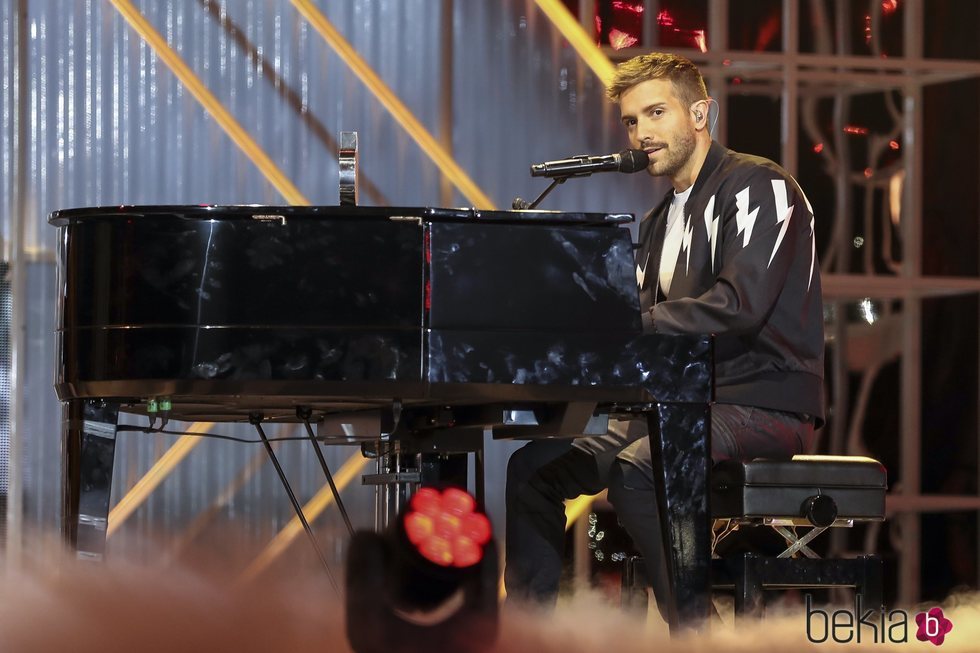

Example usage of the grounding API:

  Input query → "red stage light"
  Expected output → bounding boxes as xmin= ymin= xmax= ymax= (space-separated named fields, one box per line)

xmin=405 ymin=487 xmax=492 ymax=568
xmin=813 ymin=143 xmax=825 ymax=153
xmin=461 ymin=512 xmax=492 ymax=544
xmin=609 ymin=28 xmax=638 ymax=50
xmin=412 ymin=486 xmax=443 ymax=517
xmin=693 ymin=29 xmax=707 ymax=52
xmin=443 ymin=487 xmax=477 ymax=515
xmin=452 ymin=537 xmax=482 ymax=568
xmin=612 ymin=1 xmax=643 ymax=14
xmin=404 ymin=512 xmax=434 ymax=544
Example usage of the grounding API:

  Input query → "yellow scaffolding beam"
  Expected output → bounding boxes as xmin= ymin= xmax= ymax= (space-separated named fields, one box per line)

xmin=108 ymin=0 xmax=310 ymax=205
xmin=238 ymin=450 xmax=370 ymax=584
xmin=162 ymin=442 xmax=279 ymax=564
xmin=533 ymin=0 xmax=616 ymax=87
xmin=290 ymin=0 xmax=496 ymax=209
xmin=104 ymin=1 xmax=317 ymax=540
xmin=107 ymin=425 xmax=212 ymax=537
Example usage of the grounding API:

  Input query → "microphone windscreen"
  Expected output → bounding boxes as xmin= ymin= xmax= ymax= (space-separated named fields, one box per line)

xmin=618 ymin=149 xmax=650 ymax=173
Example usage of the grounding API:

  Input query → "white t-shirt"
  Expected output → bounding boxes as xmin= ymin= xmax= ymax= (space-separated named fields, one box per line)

xmin=658 ymin=185 xmax=693 ymax=297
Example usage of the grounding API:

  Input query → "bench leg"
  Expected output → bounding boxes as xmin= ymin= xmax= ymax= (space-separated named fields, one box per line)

xmin=858 ymin=554 xmax=884 ymax=612
xmin=621 ymin=555 xmax=649 ymax=612
xmin=732 ymin=553 xmax=765 ymax=621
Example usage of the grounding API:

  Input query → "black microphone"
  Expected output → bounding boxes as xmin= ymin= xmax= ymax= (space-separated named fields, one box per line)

xmin=530 ymin=149 xmax=649 ymax=178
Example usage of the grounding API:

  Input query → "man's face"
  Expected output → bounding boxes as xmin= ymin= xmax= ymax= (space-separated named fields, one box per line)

xmin=619 ymin=78 xmax=697 ymax=180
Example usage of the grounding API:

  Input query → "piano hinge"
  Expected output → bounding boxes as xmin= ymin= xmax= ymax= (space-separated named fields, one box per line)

xmin=251 ymin=214 xmax=287 ymax=225
xmin=388 ymin=216 xmax=423 ymax=225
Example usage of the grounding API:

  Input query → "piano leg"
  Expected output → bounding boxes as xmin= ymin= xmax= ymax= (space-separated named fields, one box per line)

xmin=62 ymin=398 xmax=120 ymax=560
xmin=646 ymin=401 xmax=712 ymax=633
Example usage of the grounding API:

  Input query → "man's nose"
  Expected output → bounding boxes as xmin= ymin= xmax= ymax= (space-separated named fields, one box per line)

xmin=634 ymin=119 xmax=654 ymax=146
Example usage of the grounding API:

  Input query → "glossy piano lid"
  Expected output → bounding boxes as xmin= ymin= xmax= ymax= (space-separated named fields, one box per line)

xmin=47 ymin=204 xmax=634 ymax=226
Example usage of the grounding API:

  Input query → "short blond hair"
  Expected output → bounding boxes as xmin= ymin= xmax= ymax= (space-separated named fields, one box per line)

xmin=606 ymin=53 xmax=708 ymax=108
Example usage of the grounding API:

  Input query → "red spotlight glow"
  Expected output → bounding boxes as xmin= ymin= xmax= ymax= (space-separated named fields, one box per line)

xmin=609 ymin=28 xmax=639 ymax=49
xmin=452 ymin=537 xmax=482 ymax=568
xmin=693 ymin=29 xmax=707 ymax=52
xmin=657 ymin=10 xmax=674 ymax=27
xmin=843 ymin=125 xmax=869 ymax=135
xmin=889 ymin=140 xmax=900 ymax=150
xmin=612 ymin=1 xmax=643 ymax=14
xmin=404 ymin=512 xmax=435 ymax=545
xmin=881 ymin=0 xmax=898 ymax=16
xmin=864 ymin=168 xmax=874 ymax=178
xmin=404 ymin=487 xmax=492 ymax=568
xmin=442 ymin=487 xmax=477 ymax=515
xmin=813 ymin=143 xmax=824 ymax=153
xmin=410 ymin=487 xmax=443 ymax=517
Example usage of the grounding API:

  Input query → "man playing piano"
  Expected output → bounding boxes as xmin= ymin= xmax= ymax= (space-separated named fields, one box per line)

xmin=505 ymin=52 xmax=825 ymax=615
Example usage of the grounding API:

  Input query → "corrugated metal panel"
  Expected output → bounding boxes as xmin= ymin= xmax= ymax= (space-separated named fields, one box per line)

xmin=3 ymin=0 xmax=657 ymax=566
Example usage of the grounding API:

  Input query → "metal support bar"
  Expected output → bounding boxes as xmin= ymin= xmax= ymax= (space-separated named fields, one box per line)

xmin=898 ymin=0 xmax=925 ymax=607
xmin=299 ymin=412 xmax=354 ymax=537
xmin=238 ymin=451 xmax=369 ymax=585
xmin=773 ymin=525 xmax=827 ymax=559
xmin=250 ymin=414 xmax=337 ymax=592
xmin=371 ymin=444 xmax=418 ymax=531
xmin=5 ymin=0 xmax=29 ymax=568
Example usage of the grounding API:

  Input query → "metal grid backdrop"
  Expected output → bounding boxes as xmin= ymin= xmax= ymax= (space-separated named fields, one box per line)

xmin=0 ymin=0 xmax=657 ymax=575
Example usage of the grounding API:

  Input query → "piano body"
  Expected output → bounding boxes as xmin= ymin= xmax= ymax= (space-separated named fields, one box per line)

xmin=51 ymin=204 xmax=713 ymax=629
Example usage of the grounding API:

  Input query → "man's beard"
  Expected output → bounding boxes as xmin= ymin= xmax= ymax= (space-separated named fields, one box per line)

xmin=647 ymin=128 xmax=697 ymax=178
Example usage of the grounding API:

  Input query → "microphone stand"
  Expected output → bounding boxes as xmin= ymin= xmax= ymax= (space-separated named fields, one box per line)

xmin=511 ymin=175 xmax=570 ymax=210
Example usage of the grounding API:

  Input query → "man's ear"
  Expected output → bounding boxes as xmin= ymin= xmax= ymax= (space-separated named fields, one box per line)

xmin=691 ymin=99 xmax=709 ymax=129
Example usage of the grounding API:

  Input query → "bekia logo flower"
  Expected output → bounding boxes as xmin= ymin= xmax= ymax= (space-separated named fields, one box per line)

xmin=915 ymin=607 xmax=953 ymax=646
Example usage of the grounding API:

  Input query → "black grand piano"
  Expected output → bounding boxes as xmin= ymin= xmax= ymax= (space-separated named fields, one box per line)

xmin=51 ymin=203 xmax=713 ymax=630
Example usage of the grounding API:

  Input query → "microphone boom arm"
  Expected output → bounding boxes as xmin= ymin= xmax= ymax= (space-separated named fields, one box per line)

xmin=513 ymin=149 xmax=648 ymax=210
xmin=512 ymin=175 xmax=569 ymax=210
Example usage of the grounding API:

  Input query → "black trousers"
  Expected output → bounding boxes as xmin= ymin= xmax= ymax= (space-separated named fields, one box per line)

xmin=504 ymin=404 xmax=816 ymax=613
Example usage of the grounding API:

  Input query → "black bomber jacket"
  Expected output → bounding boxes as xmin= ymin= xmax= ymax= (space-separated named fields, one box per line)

xmin=637 ymin=141 xmax=825 ymax=425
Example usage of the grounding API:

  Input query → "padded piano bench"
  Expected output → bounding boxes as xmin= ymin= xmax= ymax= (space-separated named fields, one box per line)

xmin=622 ymin=455 xmax=887 ymax=619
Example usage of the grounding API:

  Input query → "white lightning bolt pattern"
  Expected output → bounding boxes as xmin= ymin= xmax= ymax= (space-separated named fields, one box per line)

xmin=703 ymin=194 xmax=719 ymax=272
xmin=791 ymin=174 xmax=814 ymax=215
xmin=735 ymin=187 xmax=759 ymax=247
xmin=789 ymin=173 xmax=817 ymax=290
xmin=808 ymin=216 xmax=816 ymax=291
xmin=767 ymin=179 xmax=794 ymax=268
xmin=636 ymin=251 xmax=649 ymax=288
xmin=681 ymin=216 xmax=694 ymax=273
